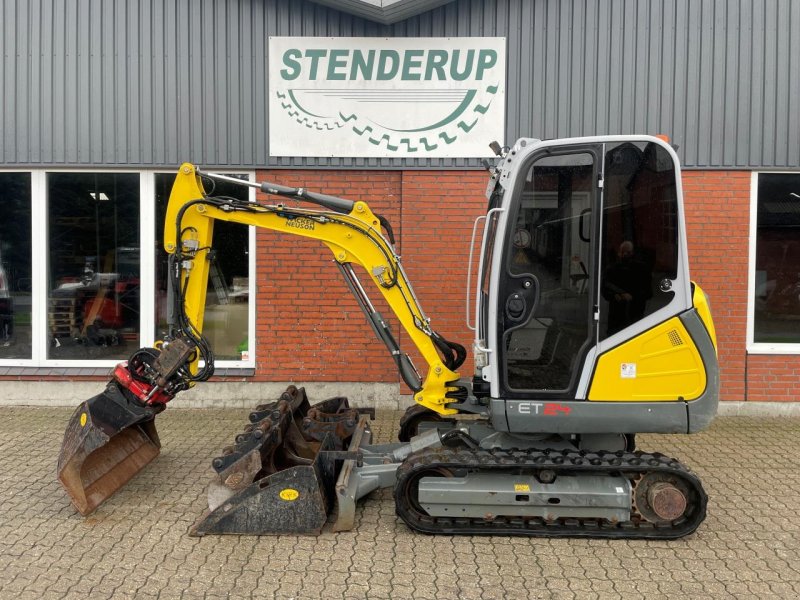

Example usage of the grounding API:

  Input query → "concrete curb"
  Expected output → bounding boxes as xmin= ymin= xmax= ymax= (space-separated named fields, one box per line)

xmin=715 ymin=401 xmax=800 ymax=417
xmin=0 ymin=381 xmax=414 ymax=410
xmin=1 ymin=380 xmax=798 ymax=416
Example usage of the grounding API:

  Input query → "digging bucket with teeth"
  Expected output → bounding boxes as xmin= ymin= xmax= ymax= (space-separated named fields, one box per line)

xmin=190 ymin=385 xmax=374 ymax=536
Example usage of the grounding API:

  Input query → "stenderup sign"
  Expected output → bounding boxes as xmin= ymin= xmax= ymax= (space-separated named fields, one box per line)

xmin=268 ymin=37 xmax=506 ymax=158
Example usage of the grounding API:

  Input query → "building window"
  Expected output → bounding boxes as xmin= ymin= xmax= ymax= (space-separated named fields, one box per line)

xmin=0 ymin=174 xmax=32 ymax=359
xmin=750 ymin=172 xmax=800 ymax=350
xmin=47 ymin=173 xmax=141 ymax=360
xmin=154 ymin=173 xmax=252 ymax=362
xmin=0 ymin=169 xmax=255 ymax=368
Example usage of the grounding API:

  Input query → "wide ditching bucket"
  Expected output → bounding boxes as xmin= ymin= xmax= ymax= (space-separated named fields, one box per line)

xmin=57 ymin=383 xmax=163 ymax=515
xmin=190 ymin=385 xmax=373 ymax=536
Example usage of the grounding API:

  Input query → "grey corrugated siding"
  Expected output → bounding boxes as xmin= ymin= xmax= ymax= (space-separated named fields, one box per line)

xmin=1 ymin=0 xmax=799 ymax=169
xmin=307 ymin=0 xmax=459 ymax=24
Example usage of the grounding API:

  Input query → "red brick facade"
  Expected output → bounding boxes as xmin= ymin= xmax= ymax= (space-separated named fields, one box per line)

xmin=683 ymin=171 xmax=800 ymax=402
xmin=682 ymin=171 xmax=751 ymax=401
xmin=250 ymin=169 xmax=488 ymax=388
xmin=252 ymin=170 xmax=403 ymax=384
xmin=4 ymin=168 xmax=798 ymax=403
xmin=250 ymin=168 xmax=799 ymax=403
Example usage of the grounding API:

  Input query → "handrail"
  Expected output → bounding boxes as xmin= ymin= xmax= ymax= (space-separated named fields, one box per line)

xmin=465 ymin=214 xmax=487 ymax=331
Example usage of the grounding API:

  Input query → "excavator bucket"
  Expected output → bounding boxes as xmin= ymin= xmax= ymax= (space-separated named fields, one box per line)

xmin=57 ymin=383 xmax=163 ymax=515
xmin=190 ymin=386 xmax=373 ymax=536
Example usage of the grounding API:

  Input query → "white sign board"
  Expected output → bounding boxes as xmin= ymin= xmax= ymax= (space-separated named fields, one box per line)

xmin=268 ymin=37 xmax=506 ymax=158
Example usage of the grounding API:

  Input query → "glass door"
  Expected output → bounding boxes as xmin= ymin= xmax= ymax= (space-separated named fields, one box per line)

xmin=499 ymin=147 xmax=600 ymax=397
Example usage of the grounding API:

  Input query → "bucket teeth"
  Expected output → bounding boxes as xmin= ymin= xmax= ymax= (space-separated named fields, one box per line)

xmin=191 ymin=386 xmax=374 ymax=536
xmin=211 ymin=393 xmax=300 ymax=476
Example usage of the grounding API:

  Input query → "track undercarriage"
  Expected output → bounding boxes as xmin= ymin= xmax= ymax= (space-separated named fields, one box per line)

xmin=394 ymin=447 xmax=706 ymax=539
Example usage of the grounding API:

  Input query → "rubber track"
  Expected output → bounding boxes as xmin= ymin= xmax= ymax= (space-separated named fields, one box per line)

xmin=394 ymin=447 xmax=707 ymax=539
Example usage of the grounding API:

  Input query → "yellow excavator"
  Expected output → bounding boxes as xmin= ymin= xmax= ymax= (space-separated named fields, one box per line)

xmin=58 ymin=135 xmax=718 ymax=538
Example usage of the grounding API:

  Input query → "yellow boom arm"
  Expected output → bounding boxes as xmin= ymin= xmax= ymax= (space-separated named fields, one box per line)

xmin=165 ymin=164 xmax=461 ymax=415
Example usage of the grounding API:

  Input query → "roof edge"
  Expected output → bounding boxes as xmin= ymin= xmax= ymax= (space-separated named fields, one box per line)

xmin=306 ymin=0 xmax=457 ymax=25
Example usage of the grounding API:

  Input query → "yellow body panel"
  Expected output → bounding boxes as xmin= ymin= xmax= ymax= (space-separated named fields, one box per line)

xmin=165 ymin=166 xmax=214 ymax=378
xmin=588 ymin=317 xmax=707 ymax=401
xmin=692 ymin=283 xmax=718 ymax=352
xmin=166 ymin=164 xmax=459 ymax=415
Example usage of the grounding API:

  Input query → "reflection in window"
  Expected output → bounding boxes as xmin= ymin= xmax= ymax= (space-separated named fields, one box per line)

xmin=155 ymin=174 xmax=250 ymax=361
xmin=504 ymin=153 xmax=594 ymax=391
xmin=0 ymin=174 xmax=32 ymax=358
xmin=47 ymin=173 xmax=140 ymax=359
xmin=599 ymin=142 xmax=679 ymax=339
xmin=753 ymin=174 xmax=800 ymax=344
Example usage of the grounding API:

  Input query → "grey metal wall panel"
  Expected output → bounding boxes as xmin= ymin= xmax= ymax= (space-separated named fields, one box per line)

xmin=1 ymin=0 xmax=799 ymax=169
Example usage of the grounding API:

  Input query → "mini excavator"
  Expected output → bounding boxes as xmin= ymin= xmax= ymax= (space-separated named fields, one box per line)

xmin=58 ymin=136 xmax=719 ymax=538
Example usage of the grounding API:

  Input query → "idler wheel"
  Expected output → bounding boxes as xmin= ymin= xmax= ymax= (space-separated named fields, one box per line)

xmin=633 ymin=472 xmax=691 ymax=524
xmin=647 ymin=482 xmax=687 ymax=521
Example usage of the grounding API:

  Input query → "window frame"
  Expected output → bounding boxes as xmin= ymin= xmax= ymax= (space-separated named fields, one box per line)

xmin=0 ymin=168 xmax=257 ymax=370
xmin=0 ymin=170 xmax=37 ymax=366
xmin=151 ymin=169 xmax=257 ymax=370
xmin=747 ymin=170 xmax=800 ymax=354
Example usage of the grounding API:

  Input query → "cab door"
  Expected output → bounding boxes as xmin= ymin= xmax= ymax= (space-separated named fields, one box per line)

xmin=497 ymin=145 xmax=601 ymax=398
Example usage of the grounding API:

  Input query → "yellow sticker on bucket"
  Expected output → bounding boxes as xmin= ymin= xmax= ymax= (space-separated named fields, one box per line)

xmin=279 ymin=488 xmax=299 ymax=501
xmin=80 ymin=413 xmax=88 ymax=427
xmin=514 ymin=484 xmax=531 ymax=492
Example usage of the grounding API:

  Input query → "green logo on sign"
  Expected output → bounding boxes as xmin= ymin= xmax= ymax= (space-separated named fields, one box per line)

xmin=275 ymin=47 xmax=501 ymax=153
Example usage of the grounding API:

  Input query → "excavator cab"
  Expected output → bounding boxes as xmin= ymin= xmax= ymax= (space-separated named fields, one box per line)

xmin=475 ymin=137 xmax=717 ymax=437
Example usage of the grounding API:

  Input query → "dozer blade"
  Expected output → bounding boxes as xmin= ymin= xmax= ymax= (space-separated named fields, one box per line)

xmin=57 ymin=383 xmax=162 ymax=515
xmin=190 ymin=386 xmax=373 ymax=536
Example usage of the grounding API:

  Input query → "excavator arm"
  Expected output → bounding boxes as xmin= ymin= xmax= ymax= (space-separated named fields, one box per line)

xmin=166 ymin=163 xmax=464 ymax=415
xmin=56 ymin=163 xmax=468 ymax=518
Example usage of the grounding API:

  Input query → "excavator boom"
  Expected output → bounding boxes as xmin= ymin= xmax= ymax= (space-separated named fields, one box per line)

xmin=164 ymin=164 xmax=465 ymax=415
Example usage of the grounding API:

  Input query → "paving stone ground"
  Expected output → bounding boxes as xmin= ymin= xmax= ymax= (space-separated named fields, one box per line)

xmin=1 ymin=405 xmax=799 ymax=599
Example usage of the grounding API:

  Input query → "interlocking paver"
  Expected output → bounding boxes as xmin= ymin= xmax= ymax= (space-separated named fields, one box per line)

xmin=1 ymin=407 xmax=799 ymax=598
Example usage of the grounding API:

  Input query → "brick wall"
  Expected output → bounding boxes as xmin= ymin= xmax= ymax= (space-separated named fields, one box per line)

xmin=398 ymin=171 xmax=488 ymax=386
xmin=682 ymin=171 xmax=751 ymax=401
xmin=682 ymin=170 xmax=800 ymax=402
xmin=251 ymin=168 xmax=800 ymax=402
xmin=745 ymin=356 xmax=800 ymax=402
xmin=4 ymin=167 xmax=799 ymax=404
xmin=252 ymin=169 xmax=403 ymax=384
xmin=249 ymin=169 xmax=488 ymax=390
